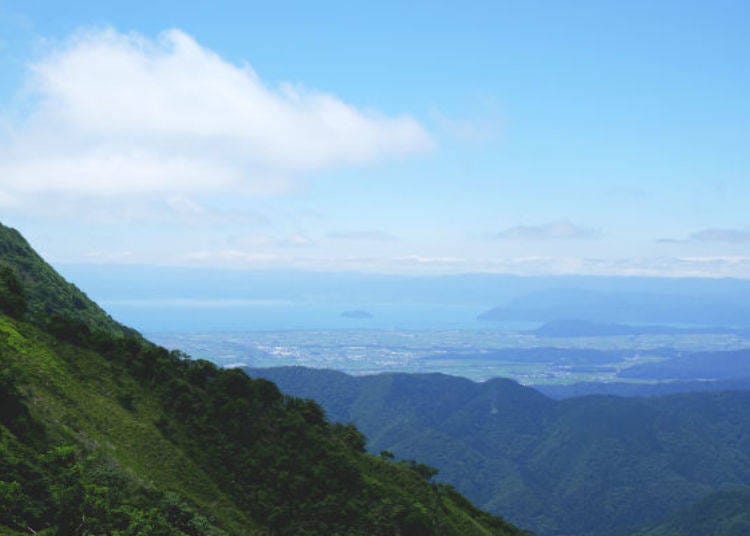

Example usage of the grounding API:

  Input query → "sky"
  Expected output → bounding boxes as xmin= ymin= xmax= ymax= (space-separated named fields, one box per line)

xmin=1 ymin=0 xmax=749 ymax=277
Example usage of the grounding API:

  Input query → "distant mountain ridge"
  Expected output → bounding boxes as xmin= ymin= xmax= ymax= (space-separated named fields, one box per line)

xmin=536 ymin=378 xmax=750 ymax=399
xmin=479 ymin=288 xmax=750 ymax=326
xmin=247 ymin=366 xmax=750 ymax=536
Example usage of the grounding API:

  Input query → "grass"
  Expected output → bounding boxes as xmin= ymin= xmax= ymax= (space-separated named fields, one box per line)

xmin=1 ymin=315 xmax=256 ymax=534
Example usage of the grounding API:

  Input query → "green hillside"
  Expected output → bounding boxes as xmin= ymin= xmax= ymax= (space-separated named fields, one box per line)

xmin=636 ymin=488 xmax=750 ymax=536
xmin=0 ymin=225 xmax=131 ymax=336
xmin=248 ymin=366 xmax=750 ymax=536
xmin=0 ymin=222 xmax=524 ymax=536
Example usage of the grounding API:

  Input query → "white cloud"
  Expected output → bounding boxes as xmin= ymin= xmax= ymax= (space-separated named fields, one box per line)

xmin=0 ymin=28 xmax=431 ymax=200
xmin=659 ymin=228 xmax=750 ymax=244
xmin=183 ymin=250 xmax=279 ymax=264
xmin=327 ymin=230 xmax=398 ymax=242
xmin=494 ymin=220 xmax=600 ymax=240
xmin=275 ymin=234 xmax=315 ymax=248
xmin=0 ymin=190 xmax=18 ymax=207
xmin=473 ymin=256 xmax=750 ymax=278
xmin=104 ymin=298 xmax=292 ymax=308
xmin=165 ymin=195 xmax=207 ymax=217
xmin=430 ymin=111 xmax=500 ymax=144
xmin=52 ymin=241 xmax=750 ymax=277
xmin=82 ymin=250 xmax=135 ymax=262
xmin=393 ymin=255 xmax=466 ymax=265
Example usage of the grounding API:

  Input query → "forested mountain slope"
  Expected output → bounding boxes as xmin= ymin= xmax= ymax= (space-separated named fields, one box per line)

xmin=248 ymin=366 xmax=750 ymax=536
xmin=0 ymin=222 xmax=523 ymax=536
xmin=635 ymin=487 xmax=750 ymax=536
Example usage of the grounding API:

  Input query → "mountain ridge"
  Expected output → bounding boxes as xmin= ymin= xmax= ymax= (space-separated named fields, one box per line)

xmin=247 ymin=365 xmax=750 ymax=536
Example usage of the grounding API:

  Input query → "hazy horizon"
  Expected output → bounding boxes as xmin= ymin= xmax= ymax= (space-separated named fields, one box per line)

xmin=50 ymin=261 xmax=750 ymax=332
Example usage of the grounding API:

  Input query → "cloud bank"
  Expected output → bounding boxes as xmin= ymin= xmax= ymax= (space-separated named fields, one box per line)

xmin=659 ymin=228 xmax=750 ymax=244
xmin=135 ymin=249 xmax=750 ymax=278
xmin=0 ymin=28 xmax=431 ymax=201
xmin=494 ymin=220 xmax=600 ymax=241
xmin=326 ymin=230 xmax=398 ymax=242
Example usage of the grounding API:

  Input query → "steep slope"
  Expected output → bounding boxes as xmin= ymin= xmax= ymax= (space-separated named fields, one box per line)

xmin=249 ymin=366 xmax=750 ymax=536
xmin=0 ymin=222 xmax=523 ymax=536
xmin=0 ymin=224 xmax=130 ymax=336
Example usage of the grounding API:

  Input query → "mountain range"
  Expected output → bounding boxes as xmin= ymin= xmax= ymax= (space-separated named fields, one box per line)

xmin=478 ymin=289 xmax=750 ymax=326
xmin=247 ymin=366 xmax=750 ymax=536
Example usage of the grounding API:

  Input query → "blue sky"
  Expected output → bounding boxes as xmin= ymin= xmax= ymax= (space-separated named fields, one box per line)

xmin=1 ymin=1 xmax=749 ymax=276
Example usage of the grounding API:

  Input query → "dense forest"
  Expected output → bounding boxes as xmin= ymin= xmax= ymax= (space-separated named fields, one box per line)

xmin=249 ymin=366 xmax=750 ymax=535
xmin=0 ymin=222 xmax=523 ymax=535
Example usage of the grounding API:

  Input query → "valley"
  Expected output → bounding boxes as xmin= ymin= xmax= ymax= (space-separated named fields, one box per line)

xmin=150 ymin=328 xmax=750 ymax=385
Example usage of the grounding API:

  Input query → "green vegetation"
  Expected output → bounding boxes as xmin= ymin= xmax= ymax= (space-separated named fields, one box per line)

xmin=0 ymin=222 xmax=523 ymax=535
xmin=636 ymin=488 xmax=750 ymax=536
xmin=0 ymin=224 xmax=131 ymax=335
xmin=0 ymin=266 xmax=27 ymax=318
xmin=250 ymin=366 xmax=750 ymax=536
